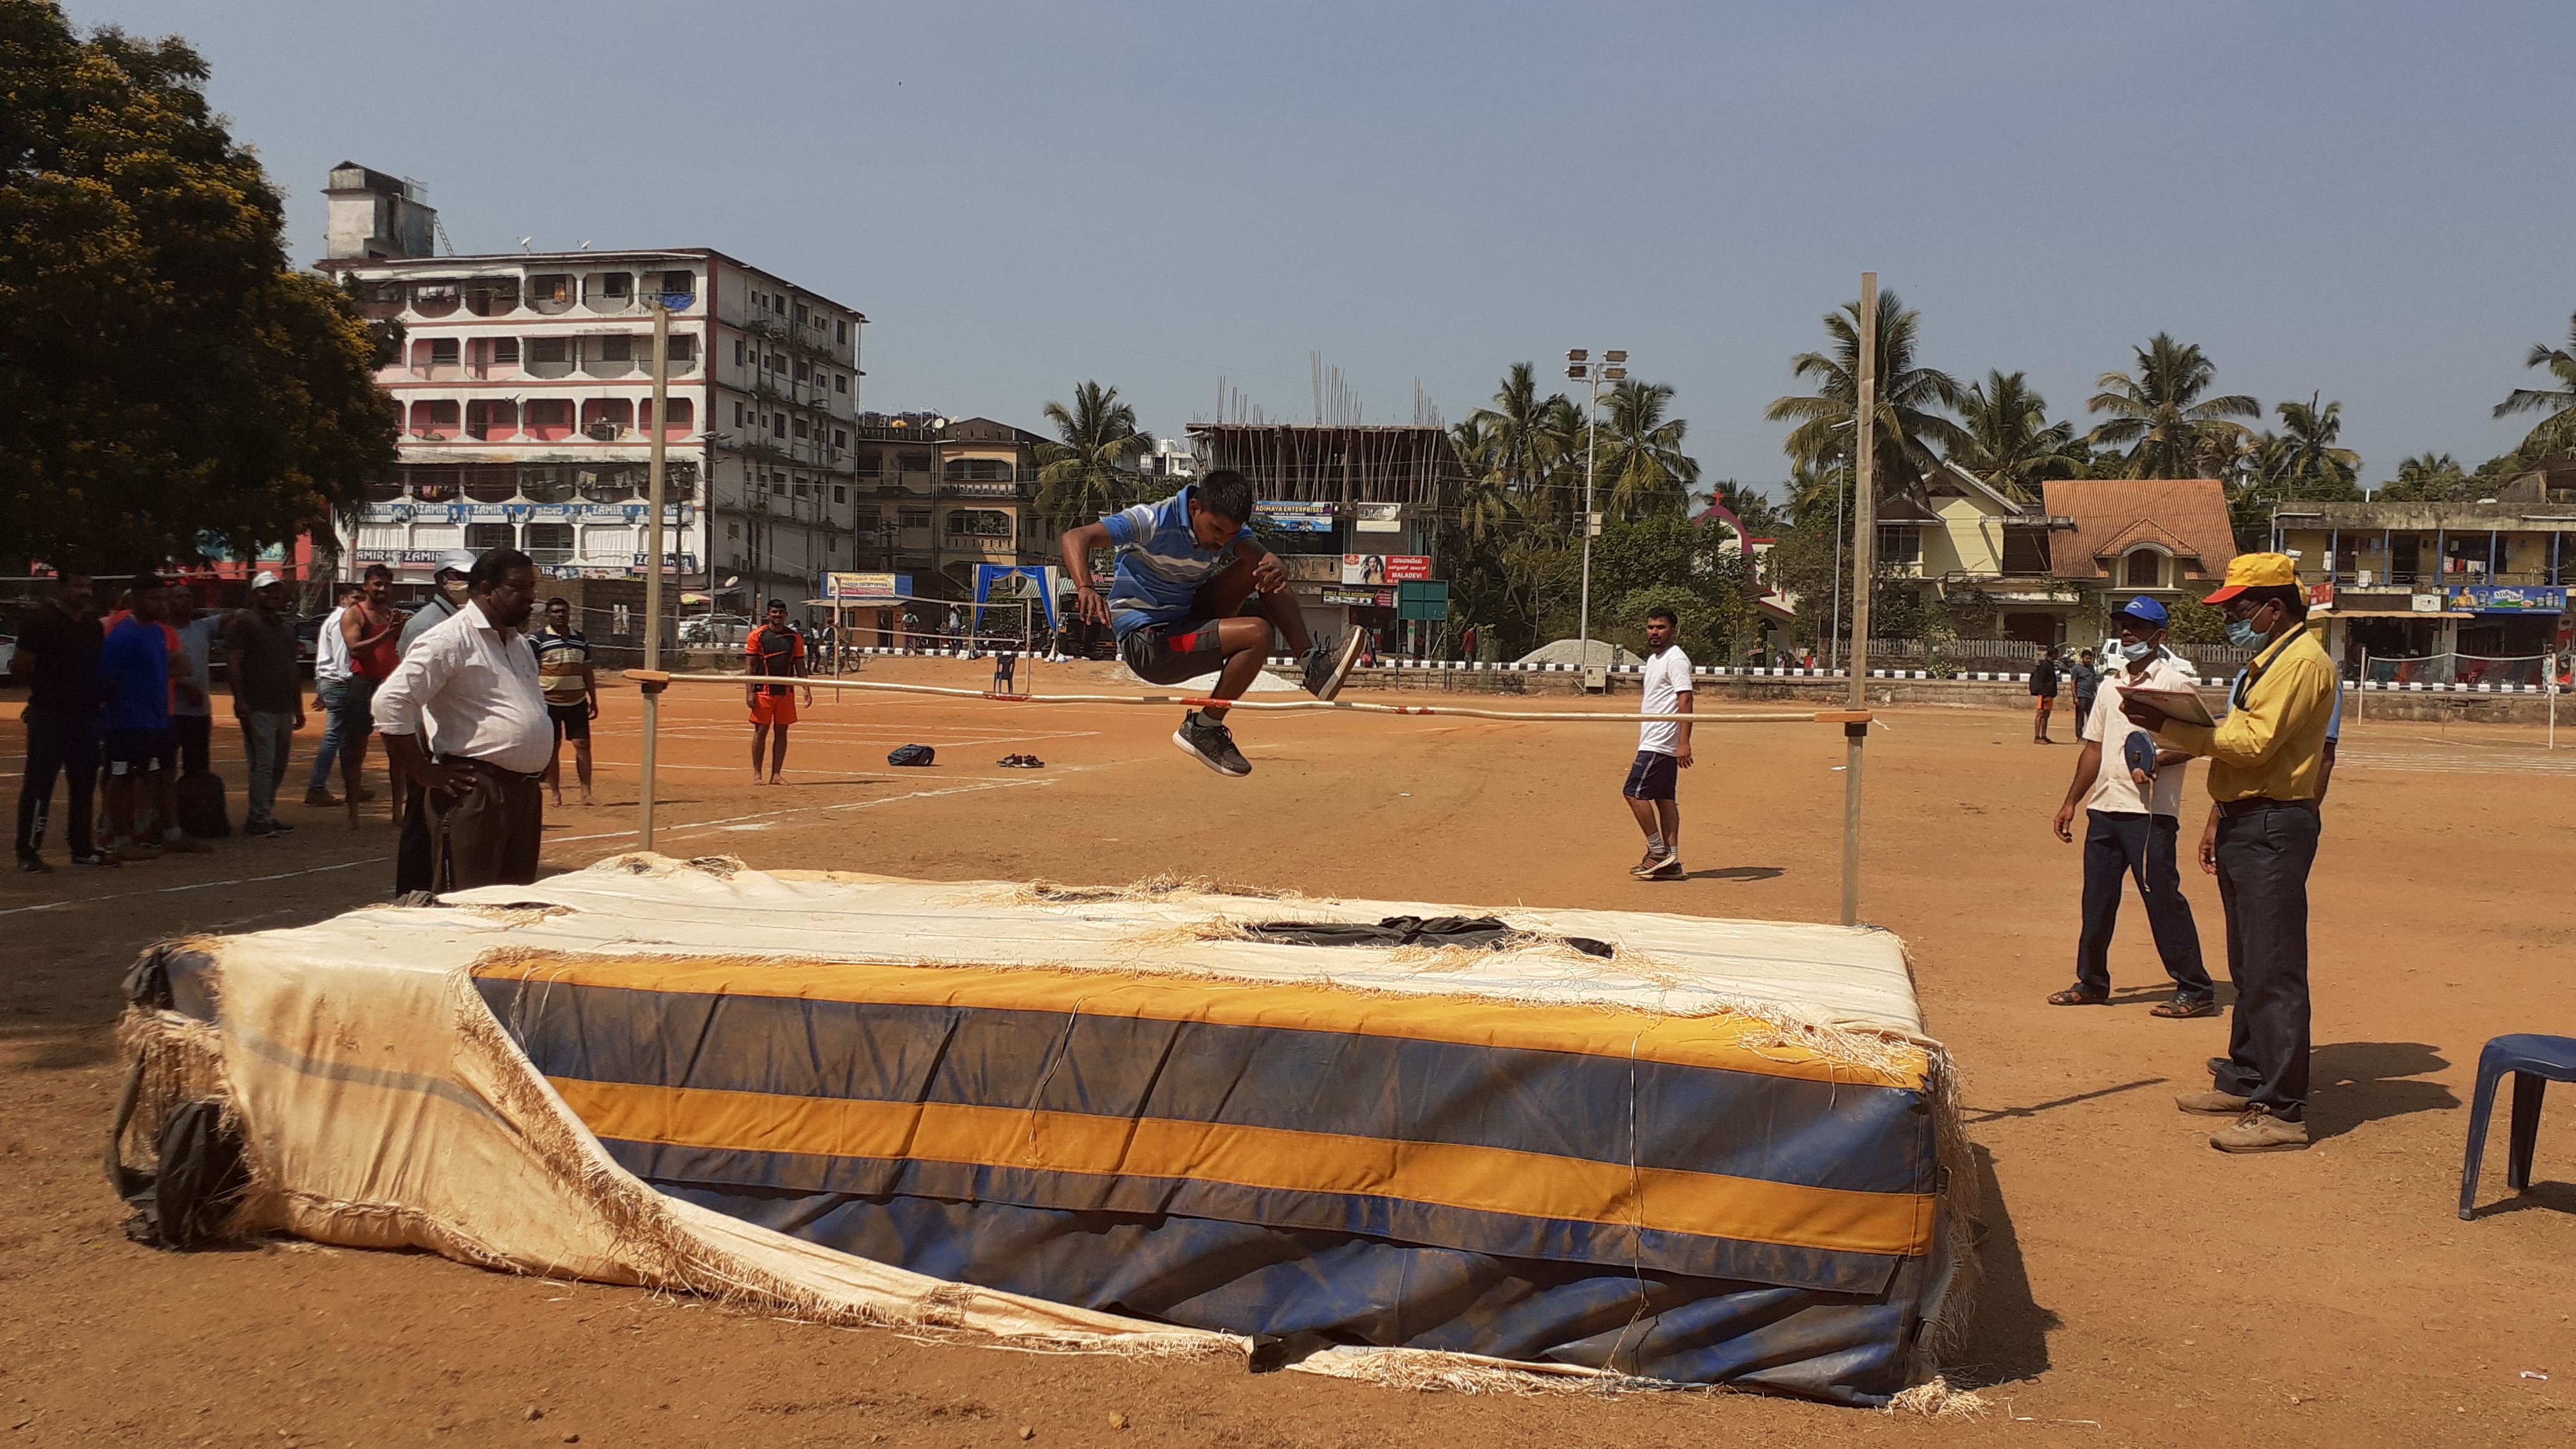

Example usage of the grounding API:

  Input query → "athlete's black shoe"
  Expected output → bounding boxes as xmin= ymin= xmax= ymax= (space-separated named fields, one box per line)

xmin=1173 ymin=711 xmax=1251 ymax=777
xmin=1303 ymin=632 xmax=1366 ymax=700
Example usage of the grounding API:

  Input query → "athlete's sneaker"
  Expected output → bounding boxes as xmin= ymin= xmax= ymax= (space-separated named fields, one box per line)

xmin=303 ymin=787 xmax=342 ymax=808
xmin=1303 ymin=632 xmax=1366 ymax=701
xmin=16 ymin=854 xmax=51 ymax=874
xmin=1173 ymin=711 xmax=1251 ymax=777
xmin=69 ymin=851 xmax=120 ymax=867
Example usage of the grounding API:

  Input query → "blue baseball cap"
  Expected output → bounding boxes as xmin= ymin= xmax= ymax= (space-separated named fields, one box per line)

xmin=2116 ymin=595 xmax=2169 ymax=627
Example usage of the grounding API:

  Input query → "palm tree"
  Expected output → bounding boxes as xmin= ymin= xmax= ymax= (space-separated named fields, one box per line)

xmin=1594 ymin=379 xmax=1700 ymax=519
xmin=2265 ymin=394 xmax=2361 ymax=496
xmin=2086 ymin=334 xmax=2258 ymax=478
xmin=1949 ymin=369 xmax=2084 ymax=502
xmin=1033 ymin=381 xmax=1152 ymax=529
xmin=2495 ymin=311 xmax=2576 ymax=458
xmin=2378 ymin=451 xmax=2470 ymax=502
xmin=1699 ymin=478 xmax=1786 ymax=537
xmin=1468 ymin=363 xmax=1583 ymax=529
xmin=1447 ymin=414 xmax=1518 ymax=547
xmin=1764 ymin=288 xmax=1969 ymax=512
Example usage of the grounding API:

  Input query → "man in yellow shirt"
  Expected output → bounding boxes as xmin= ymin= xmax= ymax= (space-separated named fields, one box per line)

xmin=2121 ymin=553 xmax=2334 ymax=1154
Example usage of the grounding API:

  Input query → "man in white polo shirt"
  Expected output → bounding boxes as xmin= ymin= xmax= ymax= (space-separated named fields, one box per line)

xmin=2047 ymin=595 xmax=2215 ymax=1017
xmin=1622 ymin=606 xmax=1695 ymax=879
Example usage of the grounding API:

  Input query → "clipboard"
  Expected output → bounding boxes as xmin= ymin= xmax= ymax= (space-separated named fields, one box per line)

xmin=2120 ymin=686 xmax=2217 ymax=728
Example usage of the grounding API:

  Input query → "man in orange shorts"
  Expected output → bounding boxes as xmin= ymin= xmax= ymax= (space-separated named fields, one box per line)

xmin=2030 ymin=643 xmax=2062 ymax=744
xmin=744 ymin=600 xmax=813 ymax=784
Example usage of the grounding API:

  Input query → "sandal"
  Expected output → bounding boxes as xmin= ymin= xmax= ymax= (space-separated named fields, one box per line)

xmin=2046 ymin=987 xmax=2110 ymax=1006
xmin=2151 ymin=995 xmax=2219 ymax=1019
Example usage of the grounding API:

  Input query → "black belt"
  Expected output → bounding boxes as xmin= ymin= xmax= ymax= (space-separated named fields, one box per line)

xmin=2218 ymin=796 xmax=2313 ymax=817
xmin=441 ymin=753 xmax=544 ymax=786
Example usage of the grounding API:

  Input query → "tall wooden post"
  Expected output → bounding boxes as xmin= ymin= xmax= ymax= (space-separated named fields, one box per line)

xmin=1842 ymin=273 xmax=1878 ymax=927
xmin=636 ymin=298 xmax=673 ymax=851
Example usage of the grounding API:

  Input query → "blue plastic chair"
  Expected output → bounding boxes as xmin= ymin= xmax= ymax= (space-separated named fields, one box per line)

xmin=2459 ymin=1033 xmax=2576 ymax=1219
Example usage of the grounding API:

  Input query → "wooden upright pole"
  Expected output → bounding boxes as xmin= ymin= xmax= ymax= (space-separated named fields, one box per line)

xmin=1842 ymin=273 xmax=1878 ymax=927
xmin=636 ymin=298 xmax=672 ymax=851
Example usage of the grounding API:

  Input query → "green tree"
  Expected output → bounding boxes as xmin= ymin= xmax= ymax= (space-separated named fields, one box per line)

xmin=1764 ymin=288 xmax=1969 ymax=514
xmin=2086 ymin=334 xmax=2259 ymax=479
xmin=1949 ymin=369 xmax=2084 ymax=502
xmin=1699 ymin=478 xmax=1786 ymax=537
xmin=2495 ymin=311 xmax=2576 ymax=459
xmin=2377 ymin=451 xmax=2472 ymax=502
xmin=1 ymin=7 xmax=398 ymax=572
xmin=1033 ymin=381 xmax=1151 ymax=530
xmin=1468 ymin=363 xmax=1582 ymax=524
xmin=2259 ymin=394 xmax=2363 ymax=497
xmin=1593 ymin=379 xmax=1700 ymax=520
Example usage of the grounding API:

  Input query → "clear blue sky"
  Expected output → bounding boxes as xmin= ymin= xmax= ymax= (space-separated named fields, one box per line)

xmin=69 ymin=1 xmax=2576 ymax=493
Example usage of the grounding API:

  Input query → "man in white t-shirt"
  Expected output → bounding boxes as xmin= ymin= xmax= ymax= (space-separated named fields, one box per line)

xmin=1622 ymin=607 xmax=1695 ymax=879
xmin=2047 ymin=595 xmax=2215 ymax=1016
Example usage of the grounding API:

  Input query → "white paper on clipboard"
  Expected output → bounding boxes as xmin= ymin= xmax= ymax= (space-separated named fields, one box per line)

xmin=2121 ymin=686 xmax=2218 ymax=728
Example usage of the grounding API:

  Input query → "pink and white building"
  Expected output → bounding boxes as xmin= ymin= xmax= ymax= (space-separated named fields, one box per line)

xmin=317 ymin=163 xmax=869 ymax=611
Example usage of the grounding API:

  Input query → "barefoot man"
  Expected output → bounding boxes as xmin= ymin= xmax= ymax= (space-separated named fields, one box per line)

xmin=745 ymin=600 xmax=812 ymax=784
xmin=1058 ymin=468 xmax=1362 ymax=778
xmin=531 ymin=597 xmax=598 ymax=806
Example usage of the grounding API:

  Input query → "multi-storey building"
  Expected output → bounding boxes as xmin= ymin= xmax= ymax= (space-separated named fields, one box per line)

xmin=315 ymin=163 xmax=867 ymax=613
xmin=847 ymin=414 xmax=1056 ymax=589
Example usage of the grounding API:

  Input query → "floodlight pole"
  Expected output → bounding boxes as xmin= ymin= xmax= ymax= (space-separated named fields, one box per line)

xmin=635 ymin=298 xmax=673 ymax=851
xmin=1842 ymin=272 xmax=1878 ymax=928
xmin=1579 ymin=369 xmax=1599 ymax=666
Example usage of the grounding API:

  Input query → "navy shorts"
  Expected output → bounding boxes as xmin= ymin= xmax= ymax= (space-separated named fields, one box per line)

xmin=104 ymin=726 xmax=175 ymax=775
xmin=1622 ymin=749 xmax=1679 ymax=801
xmin=548 ymin=701 xmax=592 ymax=744
xmin=1117 ymin=617 xmax=1226 ymax=686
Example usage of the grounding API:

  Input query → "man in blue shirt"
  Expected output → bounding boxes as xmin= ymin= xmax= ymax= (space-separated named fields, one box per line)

xmin=1058 ymin=469 xmax=1364 ymax=776
xmin=97 ymin=573 xmax=203 ymax=860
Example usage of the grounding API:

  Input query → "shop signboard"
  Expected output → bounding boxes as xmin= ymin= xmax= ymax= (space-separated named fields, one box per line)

xmin=2409 ymin=593 xmax=2443 ymax=613
xmin=1353 ymin=502 xmax=1403 ymax=534
xmin=1255 ymin=500 xmax=1334 ymax=533
xmin=821 ymin=571 xmax=907 ymax=602
xmin=1339 ymin=554 xmax=1433 ymax=585
xmin=1322 ymin=588 xmax=1392 ymax=608
xmin=1397 ymin=579 xmax=1450 ymax=622
xmin=2446 ymin=585 xmax=2567 ymax=614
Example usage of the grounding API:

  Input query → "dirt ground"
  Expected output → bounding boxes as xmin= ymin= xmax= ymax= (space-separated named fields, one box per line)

xmin=6 ymin=656 xmax=2574 ymax=1448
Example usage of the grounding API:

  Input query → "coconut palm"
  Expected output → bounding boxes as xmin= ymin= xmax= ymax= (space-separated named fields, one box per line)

xmin=2495 ymin=311 xmax=2576 ymax=458
xmin=1765 ymin=288 xmax=1969 ymax=512
xmin=1033 ymin=381 xmax=1152 ymax=529
xmin=1593 ymin=379 xmax=1701 ymax=520
xmin=2264 ymin=394 xmax=2362 ymax=496
xmin=1469 ymin=363 xmax=1586 ymax=529
xmin=2086 ymin=334 xmax=2258 ymax=478
xmin=1949 ymin=370 xmax=2084 ymax=502
xmin=2378 ymin=451 xmax=2471 ymax=502
xmin=1699 ymin=479 xmax=1786 ymax=537
xmin=1448 ymin=414 xmax=1518 ymax=547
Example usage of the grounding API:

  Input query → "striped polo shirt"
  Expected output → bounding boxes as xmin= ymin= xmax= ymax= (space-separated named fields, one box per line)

xmin=1100 ymin=486 xmax=1251 ymax=638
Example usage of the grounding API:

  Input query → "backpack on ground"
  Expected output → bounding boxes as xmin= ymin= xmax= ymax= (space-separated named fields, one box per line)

xmin=174 ymin=770 xmax=231 ymax=838
xmin=887 ymin=744 xmax=935 ymax=767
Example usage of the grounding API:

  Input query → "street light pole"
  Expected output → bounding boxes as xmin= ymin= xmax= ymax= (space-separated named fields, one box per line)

xmin=1566 ymin=349 xmax=1627 ymax=679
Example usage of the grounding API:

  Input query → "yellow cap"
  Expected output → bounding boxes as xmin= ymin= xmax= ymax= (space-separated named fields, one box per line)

xmin=2201 ymin=552 xmax=2296 ymax=604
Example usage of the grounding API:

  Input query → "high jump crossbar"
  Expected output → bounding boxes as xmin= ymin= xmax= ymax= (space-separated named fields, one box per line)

xmin=622 ymin=668 xmax=1873 ymax=914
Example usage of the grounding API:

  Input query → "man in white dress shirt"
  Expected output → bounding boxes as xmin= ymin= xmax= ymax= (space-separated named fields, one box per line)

xmin=373 ymin=550 xmax=550 ymax=894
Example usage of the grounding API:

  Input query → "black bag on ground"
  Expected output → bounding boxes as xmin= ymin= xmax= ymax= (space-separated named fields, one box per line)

xmin=175 ymin=769 xmax=230 ymax=838
xmin=108 ymin=1069 xmax=250 ymax=1250
xmin=887 ymin=744 xmax=935 ymax=767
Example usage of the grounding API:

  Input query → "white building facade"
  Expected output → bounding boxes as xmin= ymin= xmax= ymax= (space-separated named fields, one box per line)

xmin=318 ymin=169 xmax=868 ymax=610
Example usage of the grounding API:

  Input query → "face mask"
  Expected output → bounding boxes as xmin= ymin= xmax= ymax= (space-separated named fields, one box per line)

xmin=2120 ymin=640 xmax=2154 ymax=662
xmin=2225 ymin=618 xmax=2265 ymax=649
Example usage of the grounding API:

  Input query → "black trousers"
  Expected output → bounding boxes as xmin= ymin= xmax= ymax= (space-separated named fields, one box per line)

xmin=395 ymin=759 xmax=542 ymax=895
xmin=173 ymin=713 xmax=213 ymax=775
xmin=16 ymin=710 xmax=100 ymax=861
xmin=2073 ymin=810 xmax=2212 ymax=998
xmin=2212 ymin=801 xmax=2321 ymax=1122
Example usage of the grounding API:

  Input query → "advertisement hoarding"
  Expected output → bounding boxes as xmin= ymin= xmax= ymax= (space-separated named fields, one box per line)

xmin=1339 ymin=554 xmax=1432 ymax=585
xmin=821 ymin=572 xmax=906 ymax=602
xmin=1255 ymin=500 xmax=1335 ymax=534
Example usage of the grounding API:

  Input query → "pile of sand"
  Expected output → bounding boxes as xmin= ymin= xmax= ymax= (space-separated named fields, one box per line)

xmin=1513 ymin=638 xmax=1642 ymax=669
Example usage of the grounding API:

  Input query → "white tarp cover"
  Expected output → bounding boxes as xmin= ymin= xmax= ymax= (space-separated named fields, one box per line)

xmin=124 ymin=856 xmax=1962 ymax=1402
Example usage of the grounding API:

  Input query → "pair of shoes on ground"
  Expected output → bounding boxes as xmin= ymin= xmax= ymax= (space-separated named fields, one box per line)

xmin=995 ymin=754 xmax=1045 ymax=769
xmin=2176 ymin=1088 xmax=2310 ymax=1152
xmin=303 ymin=786 xmax=376 ymax=807
xmin=18 ymin=851 xmax=124 ymax=872
xmin=2046 ymin=987 xmax=2218 ymax=1017
xmin=1629 ymin=850 xmax=1682 ymax=880
xmin=243 ymin=819 xmax=298 ymax=837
